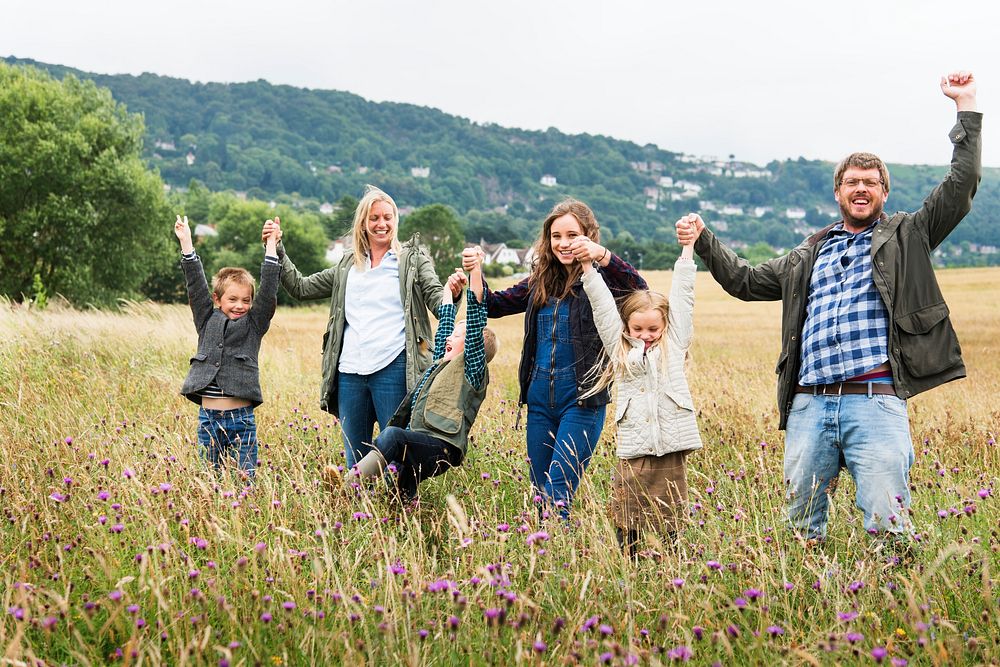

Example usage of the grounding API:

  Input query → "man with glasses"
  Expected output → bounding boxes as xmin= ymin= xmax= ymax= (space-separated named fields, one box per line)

xmin=676 ymin=72 xmax=981 ymax=547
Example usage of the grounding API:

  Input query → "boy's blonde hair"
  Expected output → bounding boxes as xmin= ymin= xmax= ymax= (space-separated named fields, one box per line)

xmin=212 ymin=267 xmax=256 ymax=299
xmin=483 ymin=327 xmax=499 ymax=363
xmin=352 ymin=185 xmax=403 ymax=270
xmin=582 ymin=289 xmax=671 ymax=399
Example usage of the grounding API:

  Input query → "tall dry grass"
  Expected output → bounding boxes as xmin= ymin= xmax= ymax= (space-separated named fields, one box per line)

xmin=1 ymin=268 xmax=998 ymax=665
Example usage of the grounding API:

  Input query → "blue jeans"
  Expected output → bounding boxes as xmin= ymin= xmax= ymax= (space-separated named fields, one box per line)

xmin=338 ymin=351 xmax=408 ymax=467
xmin=374 ymin=426 xmax=461 ymax=500
xmin=198 ymin=406 xmax=258 ymax=479
xmin=526 ymin=367 xmax=606 ymax=515
xmin=784 ymin=392 xmax=914 ymax=540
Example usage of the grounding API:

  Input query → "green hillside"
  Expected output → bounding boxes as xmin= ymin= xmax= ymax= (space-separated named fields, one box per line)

xmin=6 ymin=56 xmax=998 ymax=266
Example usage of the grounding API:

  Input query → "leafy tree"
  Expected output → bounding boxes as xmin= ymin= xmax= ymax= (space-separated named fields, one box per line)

xmin=399 ymin=204 xmax=465 ymax=281
xmin=0 ymin=63 xmax=171 ymax=304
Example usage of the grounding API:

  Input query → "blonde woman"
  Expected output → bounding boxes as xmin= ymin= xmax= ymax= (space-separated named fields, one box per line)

xmin=263 ymin=186 xmax=461 ymax=467
xmin=580 ymin=226 xmax=701 ymax=554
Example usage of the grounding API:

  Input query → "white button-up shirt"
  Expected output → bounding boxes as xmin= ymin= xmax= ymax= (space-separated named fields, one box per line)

xmin=338 ymin=251 xmax=406 ymax=375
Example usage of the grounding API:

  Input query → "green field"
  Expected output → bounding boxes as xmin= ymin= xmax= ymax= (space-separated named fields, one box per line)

xmin=2 ymin=268 xmax=999 ymax=665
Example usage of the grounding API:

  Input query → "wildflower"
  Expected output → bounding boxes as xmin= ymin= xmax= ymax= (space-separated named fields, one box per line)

xmin=978 ymin=489 xmax=990 ymax=499
xmin=672 ymin=578 xmax=685 ymax=588
xmin=733 ymin=597 xmax=747 ymax=609
xmin=838 ymin=611 xmax=859 ymax=622
xmin=526 ymin=531 xmax=550 ymax=545
xmin=108 ymin=590 xmax=123 ymax=602
xmin=706 ymin=560 xmax=722 ymax=570
xmin=49 ymin=492 xmax=67 ymax=503
xmin=692 ymin=626 xmax=704 ymax=640
xmin=483 ymin=607 xmax=504 ymax=625
xmin=97 ymin=491 xmax=110 ymax=501
xmin=136 ymin=618 xmax=147 ymax=629
xmin=41 ymin=616 xmax=58 ymax=629
xmin=871 ymin=646 xmax=887 ymax=662
xmin=7 ymin=606 xmax=24 ymax=621
xmin=581 ymin=615 xmax=600 ymax=632
xmin=599 ymin=624 xmax=613 ymax=636
xmin=533 ymin=640 xmax=547 ymax=652
xmin=448 ymin=615 xmax=460 ymax=630
xmin=418 ymin=629 xmax=429 ymax=639
xmin=784 ymin=582 xmax=795 ymax=591
xmin=744 ymin=588 xmax=762 ymax=600
xmin=766 ymin=625 xmax=784 ymax=636
xmin=260 ymin=612 xmax=272 ymax=623
xmin=846 ymin=632 xmax=864 ymax=643
xmin=667 ymin=645 xmax=692 ymax=661
xmin=127 ymin=605 xmax=140 ymax=614
xmin=389 ymin=562 xmax=406 ymax=576
xmin=600 ymin=652 xmax=614 ymax=663
xmin=891 ymin=659 xmax=908 ymax=667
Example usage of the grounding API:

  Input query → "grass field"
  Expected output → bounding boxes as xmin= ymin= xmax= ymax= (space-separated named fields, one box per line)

xmin=2 ymin=267 xmax=999 ymax=665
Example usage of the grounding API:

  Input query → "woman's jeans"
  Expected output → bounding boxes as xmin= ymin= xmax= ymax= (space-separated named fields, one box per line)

xmin=784 ymin=391 xmax=914 ymax=540
xmin=337 ymin=351 xmax=408 ymax=468
xmin=198 ymin=406 xmax=258 ymax=479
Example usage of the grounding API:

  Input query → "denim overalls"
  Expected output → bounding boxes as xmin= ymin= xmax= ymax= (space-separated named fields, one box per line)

xmin=525 ymin=297 xmax=606 ymax=515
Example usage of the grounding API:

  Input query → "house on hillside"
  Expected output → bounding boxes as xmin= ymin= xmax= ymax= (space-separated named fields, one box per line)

xmin=194 ymin=224 xmax=217 ymax=238
xmin=540 ymin=174 xmax=558 ymax=187
xmin=785 ymin=207 xmax=807 ymax=220
xmin=410 ymin=166 xmax=430 ymax=178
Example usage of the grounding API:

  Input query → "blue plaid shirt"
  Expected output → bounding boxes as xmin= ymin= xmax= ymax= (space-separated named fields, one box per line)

xmin=798 ymin=221 xmax=890 ymax=385
xmin=410 ymin=288 xmax=489 ymax=415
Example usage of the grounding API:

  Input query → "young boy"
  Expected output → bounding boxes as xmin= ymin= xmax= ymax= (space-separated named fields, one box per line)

xmin=174 ymin=214 xmax=281 ymax=480
xmin=325 ymin=248 xmax=497 ymax=500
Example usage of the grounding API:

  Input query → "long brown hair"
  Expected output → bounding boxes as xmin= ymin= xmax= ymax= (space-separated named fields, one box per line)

xmin=529 ymin=199 xmax=600 ymax=307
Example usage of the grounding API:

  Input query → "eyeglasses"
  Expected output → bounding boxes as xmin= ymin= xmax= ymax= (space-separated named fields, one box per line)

xmin=840 ymin=178 xmax=883 ymax=189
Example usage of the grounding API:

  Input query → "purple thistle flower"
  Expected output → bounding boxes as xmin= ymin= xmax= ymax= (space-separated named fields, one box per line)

xmin=533 ymin=640 xmax=547 ymax=652
xmin=97 ymin=490 xmax=110 ymax=501
xmin=891 ymin=659 xmax=908 ymax=667
xmin=838 ymin=611 xmax=859 ymax=622
xmin=41 ymin=616 xmax=58 ymax=630
xmin=733 ymin=597 xmax=747 ymax=609
xmin=667 ymin=645 xmax=692 ymax=661
xmin=744 ymin=588 xmax=762 ymax=600
xmin=448 ymin=615 xmax=460 ymax=629
xmin=692 ymin=626 xmax=704 ymax=640
xmin=260 ymin=612 xmax=272 ymax=623
xmin=600 ymin=652 xmax=614 ymax=664
xmin=581 ymin=615 xmax=600 ymax=632
xmin=7 ymin=606 xmax=25 ymax=621
xmin=123 ymin=468 xmax=135 ymax=479
xmin=136 ymin=618 xmax=147 ymax=629
xmin=766 ymin=625 xmax=784 ymax=636
xmin=846 ymin=632 xmax=864 ymax=643
xmin=784 ymin=582 xmax=794 ymax=591
xmin=599 ymin=624 xmax=614 ymax=636
xmin=283 ymin=601 xmax=296 ymax=611
xmin=389 ymin=561 xmax=406 ymax=575
xmin=49 ymin=492 xmax=67 ymax=503
xmin=108 ymin=590 xmax=123 ymax=601
xmin=159 ymin=483 xmax=172 ymax=493
xmin=254 ymin=542 xmax=267 ymax=553
xmin=526 ymin=530 xmax=550 ymax=545
xmin=418 ymin=629 xmax=429 ymax=639
xmin=127 ymin=604 xmax=140 ymax=614
xmin=672 ymin=578 xmax=685 ymax=588
xmin=871 ymin=646 xmax=887 ymax=662
xmin=706 ymin=560 xmax=722 ymax=570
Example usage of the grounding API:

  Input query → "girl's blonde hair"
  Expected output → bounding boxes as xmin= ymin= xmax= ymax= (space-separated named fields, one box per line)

xmin=352 ymin=185 xmax=403 ymax=270
xmin=528 ymin=199 xmax=600 ymax=307
xmin=582 ymin=289 xmax=671 ymax=399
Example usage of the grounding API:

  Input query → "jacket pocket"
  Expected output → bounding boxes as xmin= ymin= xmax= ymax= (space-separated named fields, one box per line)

xmin=894 ymin=302 xmax=961 ymax=378
xmin=774 ymin=351 xmax=788 ymax=376
xmin=614 ymin=396 xmax=631 ymax=423
xmin=234 ymin=354 xmax=258 ymax=369
xmin=190 ymin=353 xmax=208 ymax=364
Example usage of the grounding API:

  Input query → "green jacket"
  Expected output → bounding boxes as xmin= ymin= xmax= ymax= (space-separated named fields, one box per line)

xmin=389 ymin=352 xmax=490 ymax=459
xmin=277 ymin=237 xmax=444 ymax=416
xmin=694 ymin=111 xmax=982 ymax=430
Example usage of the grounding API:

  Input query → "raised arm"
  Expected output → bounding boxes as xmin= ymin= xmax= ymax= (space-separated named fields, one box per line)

xmin=913 ymin=72 xmax=982 ymax=249
xmin=432 ymin=269 xmax=461 ymax=361
xmin=679 ymin=213 xmax=784 ymax=302
xmin=262 ymin=218 xmax=338 ymax=301
xmin=464 ymin=248 xmax=489 ymax=388
xmin=580 ymin=259 xmax=626 ymax=357
xmin=667 ymin=231 xmax=697 ymax=350
xmin=175 ymin=215 xmax=214 ymax=330
xmin=411 ymin=246 xmax=447 ymax=318
xmin=248 ymin=221 xmax=282 ymax=334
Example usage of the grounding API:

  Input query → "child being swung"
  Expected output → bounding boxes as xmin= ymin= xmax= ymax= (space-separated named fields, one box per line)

xmin=326 ymin=247 xmax=498 ymax=500
xmin=174 ymin=215 xmax=281 ymax=479
xmin=581 ymin=228 xmax=702 ymax=553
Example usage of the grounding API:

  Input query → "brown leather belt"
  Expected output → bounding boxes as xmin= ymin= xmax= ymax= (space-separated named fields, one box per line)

xmin=795 ymin=382 xmax=896 ymax=396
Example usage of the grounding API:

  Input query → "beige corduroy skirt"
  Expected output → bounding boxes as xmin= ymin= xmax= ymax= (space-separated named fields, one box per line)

xmin=609 ymin=451 xmax=689 ymax=533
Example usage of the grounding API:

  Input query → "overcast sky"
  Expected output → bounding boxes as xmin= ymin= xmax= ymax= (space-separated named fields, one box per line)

xmin=4 ymin=0 xmax=998 ymax=167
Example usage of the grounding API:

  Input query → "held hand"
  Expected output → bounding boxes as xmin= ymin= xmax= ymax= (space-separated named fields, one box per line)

xmin=262 ymin=217 xmax=282 ymax=244
xmin=446 ymin=268 xmax=468 ymax=299
xmin=174 ymin=215 xmax=194 ymax=252
xmin=675 ymin=213 xmax=705 ymax=246
xmin=568 ymin=236 xmax=606 ymax=264
xmin=461 ymin=246 xmax=483 ymax=272
xmin=940 ymin=71 xmax=977 ymax=112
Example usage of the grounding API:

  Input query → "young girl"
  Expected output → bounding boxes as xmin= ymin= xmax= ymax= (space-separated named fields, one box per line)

xmin=581 ymin=232 xmax=701 ymax=553
xmin=473 ymin=199 xmax=647 ymax=517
